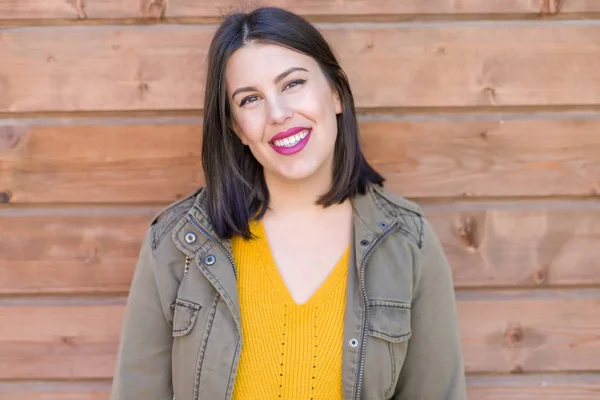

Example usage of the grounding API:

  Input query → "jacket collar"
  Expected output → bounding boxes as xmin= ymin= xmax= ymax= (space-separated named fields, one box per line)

xmin=171 ymin=183 xmax=406 ymax=260
xmin=170 ymin=183 xmax=411 ymax=332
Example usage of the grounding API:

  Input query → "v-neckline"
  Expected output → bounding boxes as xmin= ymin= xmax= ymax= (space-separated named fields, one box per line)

xmin=252 ymin=220 xmax=349 ymax=307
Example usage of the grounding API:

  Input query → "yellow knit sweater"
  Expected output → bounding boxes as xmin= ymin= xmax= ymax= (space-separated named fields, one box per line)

xmin=231 ymin=220 xmax=348 ymax=400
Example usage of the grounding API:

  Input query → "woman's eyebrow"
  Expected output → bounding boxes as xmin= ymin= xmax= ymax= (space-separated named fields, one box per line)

xmin=231 ymin=67 xmax=309 ymax=100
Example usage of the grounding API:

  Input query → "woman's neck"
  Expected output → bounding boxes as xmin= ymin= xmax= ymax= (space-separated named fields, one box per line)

xmin=263 ymin=168 xmax=341 ymax=219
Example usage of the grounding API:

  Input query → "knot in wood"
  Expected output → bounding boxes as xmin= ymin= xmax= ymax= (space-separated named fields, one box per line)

xmin=541 ymin=0 xmax=563 ymax=14
xmin=533 ymin=266 xmax=548 ymax=285
xmin=505 ymin=323 xmax=524 ymax=345
xmin=62 ymin=336 xmax=77 ymax=347
xmin=510 ymin=364 xmax=524 ymax=374
xmin=456 ymin=215 xmax=479 ymax=250
xmin=143 ymin=0 xmax=168 ymax=19
xmin=482 ymin=86 xmax=497 ymax=105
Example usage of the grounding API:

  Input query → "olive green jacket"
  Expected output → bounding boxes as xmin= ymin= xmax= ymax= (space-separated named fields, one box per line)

xmin=111 ymin=184 xmax=467 ymax=399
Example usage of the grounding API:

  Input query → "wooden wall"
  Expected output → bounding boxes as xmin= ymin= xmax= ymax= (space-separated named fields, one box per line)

xmin=2 ymin=1 xmax=600 ymax=398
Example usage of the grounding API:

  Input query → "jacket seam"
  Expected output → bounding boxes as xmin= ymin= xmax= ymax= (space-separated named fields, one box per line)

xmin=225 ymin=335 xmax=241 ymax=399
xmin=172 ymin=309 xmax=199 ymax=336
xmin=174 ymin=298 xmax=202 ymax=311
xmin=193 ymin=293 xmax=220 ymax=400
xmin=386 ymin=341 xmax=396 ymax=399
xmin=367 ymin=329 xmax=411 ymax=341
xmin=369 ymin=188 xmax=423 ymax=247
xmin=369 ymin=300 xmax=411 ymax=309
xmin=152 ymin=199 xmax=196 ymax=250
xmin=197 ymin=254 xmax=241 ymax=323
xmin=417 ymin=215 xmax=424 ymax=249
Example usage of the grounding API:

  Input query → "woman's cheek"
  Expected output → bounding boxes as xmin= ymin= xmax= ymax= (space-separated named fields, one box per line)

xmin=242 ymin=111 xmax=267 ymax=143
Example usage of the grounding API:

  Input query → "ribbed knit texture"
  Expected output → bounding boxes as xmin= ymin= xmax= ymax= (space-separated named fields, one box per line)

xmin=231 ymin=220 xmax=348 ymax=400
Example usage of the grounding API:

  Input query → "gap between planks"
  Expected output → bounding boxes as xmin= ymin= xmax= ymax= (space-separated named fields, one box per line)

xmin=3 ymin=197 xmax=600 ymax=216
xmin=2 ymin=12 xmax=600 ymax=26
xmin=5 ymin=107 xmax=600 ymax=126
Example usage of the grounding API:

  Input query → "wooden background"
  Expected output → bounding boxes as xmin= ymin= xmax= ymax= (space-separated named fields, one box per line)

xmin=2 ymin=0 xmax=600 ymax=399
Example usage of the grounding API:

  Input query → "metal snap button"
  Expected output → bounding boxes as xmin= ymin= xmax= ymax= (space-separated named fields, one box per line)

xmin=184 ymin=232 xmax=196 ymax=244
xmin=349 ymin=338 xmax=359 ymax=348
xmin=205 ymin=255 xmax=216 ymax=265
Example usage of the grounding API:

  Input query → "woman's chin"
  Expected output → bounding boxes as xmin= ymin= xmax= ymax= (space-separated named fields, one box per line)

xmin=267 ymin=163 xmax=323 ymax=183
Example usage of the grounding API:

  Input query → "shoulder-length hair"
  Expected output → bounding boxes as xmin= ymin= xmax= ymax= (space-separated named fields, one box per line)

xmin=202 ymin=6 xmax=384 ymax=239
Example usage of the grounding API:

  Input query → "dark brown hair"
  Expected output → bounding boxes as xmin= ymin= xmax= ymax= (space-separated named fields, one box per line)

xmin=202 ymin=6 xmax=384 ymax=239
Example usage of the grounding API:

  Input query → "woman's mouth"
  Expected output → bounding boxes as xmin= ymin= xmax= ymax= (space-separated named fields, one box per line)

xmin=269 ymin=129 xmax=311 ymax=155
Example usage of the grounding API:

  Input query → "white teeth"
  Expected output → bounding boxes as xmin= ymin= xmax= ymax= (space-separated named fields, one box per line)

xmin=273 ymin=129 xmax=309 ymax=148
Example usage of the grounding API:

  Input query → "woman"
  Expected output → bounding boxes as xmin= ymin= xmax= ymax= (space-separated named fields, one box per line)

xmin=111 ymin=6 xmax=466 ymax=400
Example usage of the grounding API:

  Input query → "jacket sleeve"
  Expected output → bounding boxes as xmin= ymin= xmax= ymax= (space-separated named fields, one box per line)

xmin=394 ymin=219 xmax=467 ymax=399
xmin=111 ymin=228 xmax=174 ymax=400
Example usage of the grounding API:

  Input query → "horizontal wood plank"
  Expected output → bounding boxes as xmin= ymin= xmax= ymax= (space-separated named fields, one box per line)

xmin=4 ymin=0 xmax=600 ymax=20
xmin=458 ymin=292 xmax=600 ymax=374
xmin=1 ymin=294 xmax=599 ymax=378
xmin=429 ymin=203 xmax=600 ymax=289
xmin=466 ymin=374 xmax=600 ymax=400
xmin=166 ymin=0 xmax=546 ymax=18
xmin=2 ymin=23 xmax=600 ymax=112
xmin=0 ymin=302 xmax=125 ymax=379
xmin=2 ymin=374 xmax=600 ymax=400
xmin=360 ymin=118 xmax=600 ymax=198
xmin=2 ymin=201 xmax=600 ymax=294
xmin=3 ymin=116 xmax=600 ymax=203
xmin=1 ymin=123 xmax=203 ymax=204
xmin=561 ymin=1 xmax=600 ymax=14
xmin=0 ymin=0 xmax=563 ymax=20
xmin=0 ymin=381 xmax=111 ymax=400
xmin=0 ymin=210 xmax=153 ymax=294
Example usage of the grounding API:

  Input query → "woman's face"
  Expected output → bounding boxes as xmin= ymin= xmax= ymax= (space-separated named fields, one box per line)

xmin=225 ymin=42 xmax=342 ymax=184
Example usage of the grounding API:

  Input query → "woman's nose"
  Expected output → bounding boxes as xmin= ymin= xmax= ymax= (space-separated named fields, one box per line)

xmin=266 ymin=95 xmax=293 ymax=125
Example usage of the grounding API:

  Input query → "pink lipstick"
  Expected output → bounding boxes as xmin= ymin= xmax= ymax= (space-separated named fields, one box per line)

xmin=269 ymin=127 xmax=312 ymax=156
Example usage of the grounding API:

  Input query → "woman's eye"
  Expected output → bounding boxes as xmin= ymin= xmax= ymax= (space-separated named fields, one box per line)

xmin=284 ymin=79 xmax=306 ymax=90
xmin=240 ymin=95 xmax=259 ymax=106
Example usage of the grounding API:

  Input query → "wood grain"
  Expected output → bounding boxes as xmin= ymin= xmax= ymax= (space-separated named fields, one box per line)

xmin=560 ymin=1 xmax=600 ymax=14
xmin=427 ymin=203 xmax=600 ymax=289
xmin=361 ymin=118 xmax=600 ymax=198
xmin=458 ymin=293 xmax=600 ymax=374
xmin=0 ymin=0 xmax=558 ymax=20
xmin=466 ymin=374 xmax=600 ymax=400
xmin=2 ymin=201 xmax=600 ymax=294
xmin=2 ymin=23 xmax=600 ymax=112
xmin=0 ymin=303 xmax=125 ymax=379
xmin=0 ymin=210 xmax=153 ymax=294
xmin=3 ymin=116 xmax=600 ymax=203
xmin=0 ymin=382 xmax=111 ymax=400
xmin=4 ymin=0 xmax=600 ymax=20
xmin=1 ymin=294 xmax=599 ymax=378
xmin=1 ymin=123 xmax=203 ymax=204
xmin=2 ymin=374 xmax=600 ymax=400
xmin=165 ymin=0 xmax=545 ymax=18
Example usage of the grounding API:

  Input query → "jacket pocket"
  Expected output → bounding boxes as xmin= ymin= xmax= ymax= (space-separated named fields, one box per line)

xmin=171 ymin=298 xmax=202 ymax=337
xmin=367 ymin=300 xmax=412 ymax=343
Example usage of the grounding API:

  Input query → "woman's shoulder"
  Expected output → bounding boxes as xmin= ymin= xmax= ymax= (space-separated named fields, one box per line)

xmin=363 ymin=184 xmax=431 ymax=250
xmin=149 ymin=187 xmax=205 ymax=251
xmin=368 ymin=183 xmax=423 ymax=217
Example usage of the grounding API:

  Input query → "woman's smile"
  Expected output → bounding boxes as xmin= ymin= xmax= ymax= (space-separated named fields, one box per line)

xmin=269 ymin=127 xmax=312 ymax=155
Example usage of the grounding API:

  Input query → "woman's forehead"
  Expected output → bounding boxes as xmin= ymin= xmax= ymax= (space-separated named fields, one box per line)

xmin=225 ymin=43 xmax=315 ymax=84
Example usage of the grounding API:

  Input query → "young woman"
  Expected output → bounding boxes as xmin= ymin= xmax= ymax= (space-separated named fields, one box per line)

xmin=111 ymin=7 xmax=466 ymax=400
